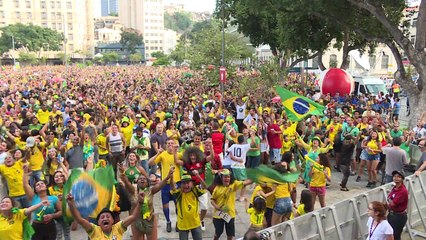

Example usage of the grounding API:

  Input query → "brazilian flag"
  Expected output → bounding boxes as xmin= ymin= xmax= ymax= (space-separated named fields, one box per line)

xmin=62 ymin=166 xmax=116 ymax=223
xmin=246 ymin=165 xmax=300 ymax=184
xmin=276 ymin=86 xmax=325 ymax=121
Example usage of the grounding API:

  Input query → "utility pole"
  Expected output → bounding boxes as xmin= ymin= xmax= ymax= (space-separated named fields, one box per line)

xmin=220 ymin=0 xmax=225 ymax=105
xmin=63 ymin=14 xmax=68 ymax=81
xmin=12 ymin=36 xmax=16 ymax=68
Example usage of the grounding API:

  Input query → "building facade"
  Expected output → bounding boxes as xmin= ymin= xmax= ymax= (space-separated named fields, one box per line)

xmin=0 ymin=0 xmax=94 ymax=55
xmin=94 ymin=16 xmax=122 ymax=43
xmin=101 ymin=0 xmax=118 ymax=16
xmin=119 ymin=0 xmax=165 ymax=58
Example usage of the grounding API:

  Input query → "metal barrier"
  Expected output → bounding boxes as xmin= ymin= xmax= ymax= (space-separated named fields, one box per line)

xmin=239 ymin=171 xmax=426 ymax=240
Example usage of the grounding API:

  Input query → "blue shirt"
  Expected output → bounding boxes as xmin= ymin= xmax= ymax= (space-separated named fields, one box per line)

xmin=30 ymin=195 xmax=58 ymax=221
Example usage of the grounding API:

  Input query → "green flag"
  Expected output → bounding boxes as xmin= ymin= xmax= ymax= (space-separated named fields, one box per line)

xmin=62 ymin=165 xmax=116 ymax=223
xmin=276 ymin=86 xmax=325 ymax=121
xmin=246 ymin=165 xmax=300 ymax=184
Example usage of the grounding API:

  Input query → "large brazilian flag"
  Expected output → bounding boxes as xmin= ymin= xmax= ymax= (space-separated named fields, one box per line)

xmin=62 ymin=165 xmax=116 ymax=223
xmin=246 ymin=165 xmax=300 ymax=184
xmin=276 ymin=86 xmax=325 ymax=121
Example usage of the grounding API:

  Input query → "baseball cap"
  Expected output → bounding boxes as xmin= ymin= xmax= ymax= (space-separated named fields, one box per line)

xmin=392 ymin=170 xmax=405 ymax=179
xmin=220 ymin=169 xmax=231 ymax=176
xmin=179 ymin=175 xmax=193 ymax=183
xmin=26 ymin=137 xmax=35 ymax=148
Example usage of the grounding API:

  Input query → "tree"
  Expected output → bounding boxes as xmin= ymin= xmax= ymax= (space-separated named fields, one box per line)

xmin=102 ymin=52 xmax=120 ymax=64
xmin=0 ymin=23 xmax=63 ymax=54
xmin=171 ymin=20 xmax=254 ymax=69
xmin=56 ymin=53 xmax=70 ymax=65
xmin=129 ymin=53 xmax=143 ymax=63
xmin=164 ymin=12 xmax=193 ymax=33
xmin=151 ymin=51 xmax=171 ymax=66
xmin=120 ymin=28 xmax=143 ymax=54
xmin=18 ymin=52 xmax=37 ymax=65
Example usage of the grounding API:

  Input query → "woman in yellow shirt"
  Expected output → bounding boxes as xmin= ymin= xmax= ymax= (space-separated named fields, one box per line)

xmin=364 ymin=131 xmax=382 ymax=188
xmin=166 ymin=121 xmax=180 ymax=145
xmin=48 ymin=170 xmax=69 ymax=240
xmin=0 ymin=196 xmax=50 ymax=240
xmin=309 ymin=154 xmax=331 ymax=208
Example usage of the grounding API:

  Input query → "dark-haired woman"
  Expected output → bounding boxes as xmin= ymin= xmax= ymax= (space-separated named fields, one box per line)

xmin=48 ymin=170 xmax=70 ymax=240
xmin=309 ymin=153 xmax=331 ymax=208
xmin=23 ymin=164 xmax=62 ymax=240
xmin=367 ymin=201 xmax=394 ymax=240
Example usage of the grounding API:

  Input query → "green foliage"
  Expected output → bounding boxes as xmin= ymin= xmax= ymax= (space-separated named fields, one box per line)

xmin=0 ymin=23 xmax=63 ymax=54
xmin=102 ymin=52 xmax=120 ymax=64
xmin=164 ymin=12 xmax=193 ymax=33
xmin=120 ymin=28 xmax=143 ymax=54
xmin=171 ymin=20 xmax=254 ymax=69
xmin=151 ymin=51 xmax=171 ymax=66
xmin=56 ymin=53 xmax=71 ymax=64
xmin=108 ymin=12 xmax=118 ymax=17
xmin=18 ymin=52 xmax=38 ymax=65
xmin=129 ymin=53 xmax=143 ymax=63
xmin=329 ymin=59 xmax=338 ymax=68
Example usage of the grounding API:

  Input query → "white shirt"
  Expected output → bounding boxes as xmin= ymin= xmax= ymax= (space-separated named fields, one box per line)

xmin=0 ymin=152 xmax=7 ymax=165
xmin=366 ymin=217 xmax=393 ymax=240
xmin=236 ymin=104 xmax=246 ymax=120
xmin=223 ymin=143 xmax=251 ymax=167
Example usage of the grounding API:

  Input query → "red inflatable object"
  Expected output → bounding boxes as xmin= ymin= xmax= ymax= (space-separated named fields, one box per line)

xmin=319 ymin=68 xmax=354 ymax=96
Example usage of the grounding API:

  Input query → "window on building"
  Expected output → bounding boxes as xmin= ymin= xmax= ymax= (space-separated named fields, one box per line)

xmin=0 ymin=0 xmax=3 ymax=7
xmin=412 ymin=18 xmax=417 ymax=27
xmin=369 ymin=55 xmax=376 ymax=69
xmin=50 ymin=1 xmax=55 ymax=8
xmin=67 ymin=23 xmax=73 ymax=30
xmin=69 ymin=44 xmax=74 ymax=51
xmin=25 ymin=0 xmax=31 ymax=8
xmin=67 ymin=12 xmax=72 ymax=20
xmin=15 ymin=12 xmax=21 ymax=19
xmin=42 ymin=22 xmax=48 ymax=27
xmin=41 ymin=12 xmax=47 ymax=20
xmin=51 ymin=12 xmax=56 ymax=20
xmin=41 ymin=1 xmax=46 ymax=8
xmin=14 ymin=0 xmax=20 ymax=8
xmin=381 ymin=54 xmax=389 ymax=69
xmin=329 ymin=54 xmax=337 ymax=67
xmin=56 ymin=1 xmax=61 ymax=8
xmin=67 ymin=33 xmax=73 ymax=40
xmin=66 ymin=1 xmax=72 ymax=8
xmin=0 ymin=11 xmax=4 ymax=18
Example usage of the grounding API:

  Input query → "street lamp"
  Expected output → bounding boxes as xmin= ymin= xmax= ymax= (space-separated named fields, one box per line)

xmin=220 ymin=0 xmax=225 ymax=103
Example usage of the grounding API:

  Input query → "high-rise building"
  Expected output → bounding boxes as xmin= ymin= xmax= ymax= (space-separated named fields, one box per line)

xmin=0 ymin=0 xmax=94 ymax=55
xmin=119 ymin=0 xmax=164 ymax=58
xmin=101 ymin=0 xmax=118 ymax=16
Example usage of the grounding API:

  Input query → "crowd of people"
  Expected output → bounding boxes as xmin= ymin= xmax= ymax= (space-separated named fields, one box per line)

xmin=0 ymin=65 xmax=425 ymax=240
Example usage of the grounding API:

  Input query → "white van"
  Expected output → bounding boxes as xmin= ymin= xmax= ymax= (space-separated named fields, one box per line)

xmin=352 ymin=76 xmax=388 ymax=96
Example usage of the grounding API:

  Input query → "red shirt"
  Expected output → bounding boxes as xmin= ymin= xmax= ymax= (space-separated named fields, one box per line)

xmin=211 ymin=131 xmax=224 ymax=154
xmin=184 ymin=161 xmax=206 ymax=184
xmin=267 ymin=124 xmax=282 ymax=149
xmin=387 ymin=184 xmax=408 ymax=213
xmin=205 ymin=150 xmax=222 ymax=170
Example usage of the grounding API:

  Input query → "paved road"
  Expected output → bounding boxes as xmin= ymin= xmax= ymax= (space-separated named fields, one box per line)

xmin=70 ymin=99 xmax=414 ymax=239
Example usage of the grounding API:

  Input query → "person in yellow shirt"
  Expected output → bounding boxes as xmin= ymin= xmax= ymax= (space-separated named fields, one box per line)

xmin=0 ymin=151 xmax=29 ymax=207
xmin=26 ymin=136 xmax=50 ymax=186
xmin=120 ymin=116 xmax=135 ymax=153
xmin=211 ymin=169 xmax=252 ymax=240
xmin=326 ymin=116 xmax=342 ymax=143
xmin=281 ymin=135 xmax=293 ymax=154
xmin=245 ymin=196 xmax=266 ymax=232
xmin=66 ymin=192 xmax=141 ymax=240
xmin=290 ymin=189 xmax=313 ymax=219
xmin=97 ymin=126 xmax=110 ymax=161
xmin=249 ymin=184 xmax=275 ymax=227
xmin=309 ymin=154 xmax=331 ymax=208
xmin=36 ymin=105 xmax=52 ymax=125
xmin=0 ymin=196 xmax=50 ymax=240
xmin=148 ymin=139 xmax=182 ymax=232
xmin=364 ymin=131 xmax=382 ymax=188
xmin=3 ymin=127 xmax=26 ymax=150
xmin=155 ymin=105 xmax=166 ymax=123
xmin=171 ymin=173 xmax=207 ymax=240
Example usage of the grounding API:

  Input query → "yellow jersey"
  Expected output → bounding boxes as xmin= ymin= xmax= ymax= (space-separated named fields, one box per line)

xmin=0 ymin=209 xmax=27 ymax=240
xmin=36 ymin=109 xmax=52 ymax=124
xmin=250 ymin=185 xmax=275 ymax=209
xmin=274 ymin=183 xmax=291 ymax=199
xmin=171 ymin=187 xmax=206 ymax=231
xmin=96 ymin=134 xmax=109 ymax=155
xmin=247 ymin=208 xmax=264 ymax=228
xmin=29 ymin=142 xmax=47 ymax=171
xmin=0 ymin=160 xmax=25 ymax=197
xmin=154 ymin=151 xmax=182 ymax=183
xmin=211 ymin=181 xmax=244 ymax=218
xmin=87 ymin=221 xmax=126 ymax=240
xmin=310 ymin=167 xmax=331 ymax=187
